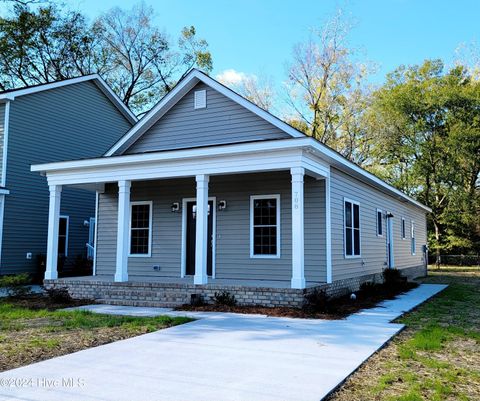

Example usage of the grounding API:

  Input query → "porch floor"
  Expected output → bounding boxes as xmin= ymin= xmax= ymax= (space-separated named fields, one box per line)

xmin=56 ymin=275 xmax=324 ymax=289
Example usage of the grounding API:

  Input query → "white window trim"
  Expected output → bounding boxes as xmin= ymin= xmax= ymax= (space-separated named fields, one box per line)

xmin=401 ymin=217 xmax=406 ymax=240
xmin=411 ymin=220 xmax=416 ymax=255
xmin=59 ymin=215 xmax=69 ymax=257
xmin=376 ymin=208 xmax=383 ymax=237
xmin=344 ymin=197 xmax=361 ymax=259
xmin=250 ymin=194 xmax=281 ymax=259
xmin=128 ymin=201 xmax=153 ymax=258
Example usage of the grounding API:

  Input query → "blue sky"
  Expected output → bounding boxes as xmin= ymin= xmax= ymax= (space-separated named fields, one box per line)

xmin=5 ymin=0 xmax=480 ymax=86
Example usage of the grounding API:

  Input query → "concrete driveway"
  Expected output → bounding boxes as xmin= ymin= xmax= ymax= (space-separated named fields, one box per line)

xmin=0 ymin=284 xmax=446 ymax=401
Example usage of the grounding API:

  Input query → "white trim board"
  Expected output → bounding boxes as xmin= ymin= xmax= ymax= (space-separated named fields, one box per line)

xmin=0 ymin=194 xmax=6 ymax=271
xmin=128 ymin=201 xmax=153 ymax=258
xmin=104 ymin=68 xmax=303 ymax=156
xmin=0 ymin=75 xmax=137 ymax=124
xmin=249 ymin=194 xmax=281 ymax=259
xmin=1 ymin=100 xmax=10 ymax=187
xmin=343 ymin=197 xmax=361 ymax=259
xmin=181 ymin=197 xmax=216 ymax=279
xmin=32 ymin=137 xmax=431 ymax=213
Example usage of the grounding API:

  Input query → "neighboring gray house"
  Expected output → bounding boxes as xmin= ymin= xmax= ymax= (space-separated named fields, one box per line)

xmin=33 ymin=69 xmax=430 ymax=307
xmin=0 ymin=76 xmax=136 ymax=277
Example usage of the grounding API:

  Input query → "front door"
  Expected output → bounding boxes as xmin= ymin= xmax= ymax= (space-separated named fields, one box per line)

xmin=185 ymin=200 xmax=213 ymax=276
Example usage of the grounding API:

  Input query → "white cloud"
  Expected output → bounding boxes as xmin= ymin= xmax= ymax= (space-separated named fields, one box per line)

xmin=216 ymin=69 xmax=256 ymax=86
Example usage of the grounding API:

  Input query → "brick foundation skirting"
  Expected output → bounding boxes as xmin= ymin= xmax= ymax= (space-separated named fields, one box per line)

xmin=44 ymin=264 xmax=427 ymax=308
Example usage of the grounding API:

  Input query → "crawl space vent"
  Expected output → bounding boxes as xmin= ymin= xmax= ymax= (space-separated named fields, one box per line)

xmin=194 ymin=89 xmax=207 ymax=109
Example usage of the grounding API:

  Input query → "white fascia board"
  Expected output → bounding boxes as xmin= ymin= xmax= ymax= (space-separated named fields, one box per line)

xmin=33 ymin=135 xmax=431 ymax=213
xmin=0 ymin=75 xmax=98 ymax=100
xmin=90 ymin=75 xmax=137 ymax=124
xmin=305 ymin=140 xmax=432 ymax=213
xmin=44 ymin=149 xmax=306 ymax=186
xmin=33 ymin=138 xmax=310 ymax=172
xmin=0 ymin=75 xmax=137 ymax=125
xmin=104 ymin=72 xmax=203 ymax=156
xmin=104 ymin=69 xmax=304 ymax=156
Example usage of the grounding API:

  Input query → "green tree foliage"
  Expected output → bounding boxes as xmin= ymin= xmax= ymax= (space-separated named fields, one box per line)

xmin=368 ymin=60 xmax=480 ymax=260
xmin=285 ymin=11 xmax=375 ymax=167
xmin=0 ymin=2 xmax=212 ymax=115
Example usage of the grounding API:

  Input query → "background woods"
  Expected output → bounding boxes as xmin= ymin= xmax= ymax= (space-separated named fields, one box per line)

xmin=0 ymin=1 xmax=478 ymax=259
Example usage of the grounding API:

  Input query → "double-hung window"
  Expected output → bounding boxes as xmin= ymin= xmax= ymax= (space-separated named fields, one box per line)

xmin=411 ymin=220 xmax=416 ymax=255
xmin=250 ymin=195 xmax=280 ymax=258
xmin=376 ymin=209 xmax=383 ymax=236
xmin=58 ymin=216 xmax=69 ymax=256
xmin=344 ymin=198 xmax=360 ymax=257
xmin=129 ymin=201 xmax=152 ymax=257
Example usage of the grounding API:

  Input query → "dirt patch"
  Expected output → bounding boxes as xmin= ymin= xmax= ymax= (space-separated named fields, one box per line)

xmin=326 ymin=271 xmax=480 ymax=401
xmin=177 ymin=283 xmax=418 ymax=319
xmin=6 ymin=294 xmax=91 ymax=310
xmin=0 ymin=295 xmax=191 ymax=372
xmin=0 ymin=326 xmax=152 ymax=372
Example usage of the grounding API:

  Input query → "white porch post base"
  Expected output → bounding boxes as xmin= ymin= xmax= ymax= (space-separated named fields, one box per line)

xmin=115 ymin=180 xmax=131 ymax=282
xmin=194 ymin=174 xmax=209 ymax=285
xmin=291 ymin=167 xmax=305 ymax=289
xmin=45 ymin=185 xmax=62 ymax=280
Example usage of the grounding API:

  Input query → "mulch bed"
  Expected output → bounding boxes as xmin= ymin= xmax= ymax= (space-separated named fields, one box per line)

xmin=177 ymin=282 xmax=419 ymax=319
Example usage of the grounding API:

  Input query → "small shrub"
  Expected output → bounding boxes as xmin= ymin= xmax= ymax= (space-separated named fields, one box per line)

xmin=0 ymin=273 xmax=32 ymax=297
xmin=359 ymin=281 xmax=381 ymax=297
xmin=303 ymin=288 xmax=331 ymax=313
xmin=382 ymin=267 xmax=405 ymax=284
xmin=213 ymin=291 xmax=237 ymax=306
xmin=45 ymin=287 xmax=72 ymax=303
xmin=190 ymin=293 xmax=205 ymax=306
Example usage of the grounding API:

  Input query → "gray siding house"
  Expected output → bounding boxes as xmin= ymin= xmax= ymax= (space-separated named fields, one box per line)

xmin=0 ymin=76 xmax=136 ymax=277
xmin=33 ymin=69 xmax=430 ymax=307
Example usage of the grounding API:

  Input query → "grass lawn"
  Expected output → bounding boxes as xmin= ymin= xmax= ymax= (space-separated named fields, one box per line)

xmin=0 ymin=296 xmax=192 ymax=372
xmin=327 ymin=269 xmax=480 ymax=401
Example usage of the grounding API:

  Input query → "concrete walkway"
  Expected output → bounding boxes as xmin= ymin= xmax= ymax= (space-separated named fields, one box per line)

xmin=0 ymin=284 xmax=446 ymax=401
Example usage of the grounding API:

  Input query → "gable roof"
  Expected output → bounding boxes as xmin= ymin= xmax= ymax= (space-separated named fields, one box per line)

xmin=104 ymin=69 xmax=304 ymax=156
xmin=0 ymin=75 xmax=137 ymax=124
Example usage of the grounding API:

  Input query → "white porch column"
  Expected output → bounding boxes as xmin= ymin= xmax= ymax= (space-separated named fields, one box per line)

xmin=45 ymin=185 xmax=62 ymax=280
xmin=325 ymin=173 xmax=332 ymax=283
xmin=194 ymin=174 xmax=209 ymax=285
xmin=291 ymin=167 xmax=305 ymax=289
xmin=115 ymin=180 xmax=131 ymax=282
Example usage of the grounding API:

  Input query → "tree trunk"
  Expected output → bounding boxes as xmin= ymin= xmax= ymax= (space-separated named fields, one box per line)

xmin=434 ymin=220 xmax=441 ymax=268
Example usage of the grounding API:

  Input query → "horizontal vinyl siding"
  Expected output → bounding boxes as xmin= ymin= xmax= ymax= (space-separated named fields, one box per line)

xmin=96 ymin=172 xmax=327 ymax=283
xmin=125 ymin=82 xmax=290 ymax=154
xmin=212 ymin=172 xmax=292 ymax=281
xmin=0 ymin=103 xmax=5 ymax=182
xmin=304 ymin=177 xmax=326 ymax=282
xmin=330 ymin=168 xmax=427 ymax=281
xmin=1 ymin=81 xmax=133 ymax=274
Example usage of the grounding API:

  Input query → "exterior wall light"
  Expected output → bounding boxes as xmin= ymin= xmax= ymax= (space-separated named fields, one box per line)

xmin=171 ymin=202 xmax=180 ymax=213
xmin=218 ymin=200 xmax=227 ymax=211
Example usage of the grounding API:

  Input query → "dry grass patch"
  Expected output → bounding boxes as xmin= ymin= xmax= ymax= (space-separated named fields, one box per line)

xmin=0 ymin=296 xmax=192 ymax=372
xmin=327 ymin=269 xmax=480 ymax=401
